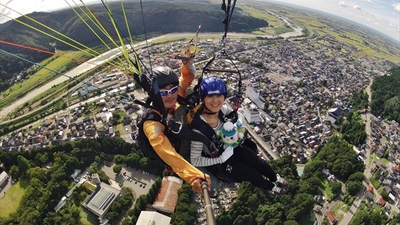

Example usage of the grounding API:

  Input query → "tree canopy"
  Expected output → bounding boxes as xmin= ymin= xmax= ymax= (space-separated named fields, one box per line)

xmin=371 ymin=66 xmax=400 ymax=123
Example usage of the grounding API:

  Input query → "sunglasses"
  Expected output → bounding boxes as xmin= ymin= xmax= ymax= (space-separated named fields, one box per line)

xmin=159 ymin=86 xmax=179 ymax=96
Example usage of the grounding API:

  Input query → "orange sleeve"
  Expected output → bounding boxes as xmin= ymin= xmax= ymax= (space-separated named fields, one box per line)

xmin=143 ymin=120 xmax=205 ymax=184
xmin=178 ymin=59 xmax=196 ymax=98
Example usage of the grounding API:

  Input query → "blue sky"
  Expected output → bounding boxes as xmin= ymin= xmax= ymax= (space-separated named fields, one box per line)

xmin=1 ymin=0 xmax=399 ymax=41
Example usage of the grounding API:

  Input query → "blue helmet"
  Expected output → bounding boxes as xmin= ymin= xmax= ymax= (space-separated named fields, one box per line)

xmin=199 ymin=77 xmax=227 ymax=98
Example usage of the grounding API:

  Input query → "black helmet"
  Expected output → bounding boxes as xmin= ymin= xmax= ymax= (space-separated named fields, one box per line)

xmin=153 ymin=66 xmax=179 ymax=88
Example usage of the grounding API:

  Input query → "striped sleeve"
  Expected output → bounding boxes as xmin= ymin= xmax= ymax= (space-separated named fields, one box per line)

xmin=190 ymin=129 xmax=224 ymax=167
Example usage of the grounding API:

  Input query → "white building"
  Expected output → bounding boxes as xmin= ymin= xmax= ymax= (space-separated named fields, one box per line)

xmin=0 ymin=171 xmax=9 ymax=189
xmin=136 ymin=211 xmax=171 ymax=225
xmin=245 ymin=86 xmax=264 ymax=110
xmin=243 ymin=108 xmax=261 ymax=124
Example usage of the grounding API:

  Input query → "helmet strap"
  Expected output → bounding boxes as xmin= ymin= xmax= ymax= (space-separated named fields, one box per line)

xmin=202 ymin=105 xmax=218 ymax=115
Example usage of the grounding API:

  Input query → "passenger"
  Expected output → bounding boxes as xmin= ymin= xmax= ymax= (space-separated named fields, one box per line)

xmin=189 ymin=77 xmax=288 ymax=194
xmin=142 ymin=57 xmax=211 ymax=193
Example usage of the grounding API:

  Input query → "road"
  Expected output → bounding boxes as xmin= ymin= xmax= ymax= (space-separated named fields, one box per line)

xmin=336 ymin=79 xmax=373 ymax=225
xmin=245 ymin=123 xmax=279 ymax=160
xmin=364 ymin=78 xmax=373 ymax=177
xmin=338 ymin=77 xmax=399 ymax=224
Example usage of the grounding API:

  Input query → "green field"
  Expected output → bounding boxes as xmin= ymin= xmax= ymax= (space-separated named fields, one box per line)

xmin=0 ymin=51 xmax=88 ymax=110
xmin=0 ymin=178 xmax=29 ymax=219
xmin=241 ymin=4 xmax=400 ymax=64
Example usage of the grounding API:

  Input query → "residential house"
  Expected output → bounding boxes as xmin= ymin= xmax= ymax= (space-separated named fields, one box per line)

xmin=324 ymin=211 xmax=337 ymax=225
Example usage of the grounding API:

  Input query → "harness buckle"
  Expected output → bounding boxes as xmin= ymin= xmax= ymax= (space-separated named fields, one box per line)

xmin=226 ymin=164 xmax=233 ymax=173
xmin=170 ymin=120 xmax=183 ymax=134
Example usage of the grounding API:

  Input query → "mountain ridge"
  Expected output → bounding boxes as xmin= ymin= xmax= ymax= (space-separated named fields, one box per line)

xmin=0 ymin=1 xmax=268 ymax=91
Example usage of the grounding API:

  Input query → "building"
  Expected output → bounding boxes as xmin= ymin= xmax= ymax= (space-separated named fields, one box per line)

xmin=54 ymin=196 xmax=67 ymax=212
xmin=324 ymin=211 xmax=337 ymax=224
xmin=136 ymin=211 xmax=171 ymax=225
xmin=152 ymin=176 xmax=183 ymax=214
xmin=82 ymin=182 xmax=121 ymax=222
xmin=0 ymin=171 xmax=10 ymax=189
xmin=245 ymin=86 xmax=264 ymax=109
xmin=71 ymin=169 xmax=81 ymax=181
xmin=243 ymin=108 xmax=261 ymax=124
xmin=91 ymin=173 xmax=101 ymax=184
xmin=325 ymin=107 xmax=342 ymax=126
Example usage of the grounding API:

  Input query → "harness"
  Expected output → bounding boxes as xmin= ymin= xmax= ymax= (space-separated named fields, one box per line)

xmin=187 ymin=104 xmax=239 ymax=157
xmin=138 ymin=107 xmax=218 ymax=161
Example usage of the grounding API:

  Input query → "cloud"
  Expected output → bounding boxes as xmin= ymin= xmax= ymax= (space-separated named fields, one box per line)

xmin=353 ymin=5 xmax=361 ymax=10
xmin=338 ymin=1 xmax=347 ymax=7
xmin=394 ymin=3 xmax=400 ymax=12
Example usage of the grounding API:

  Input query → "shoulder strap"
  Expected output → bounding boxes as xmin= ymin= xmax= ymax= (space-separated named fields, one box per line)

xmin=188 ymin=106 xmax=224 ymax=156
xmin=186 ymin=104 xmax=203 ymax=126
xmin=167 ymin=119 xmax=215 ymax=151
xmin=141 ymin=106 xmax=218 ymax=156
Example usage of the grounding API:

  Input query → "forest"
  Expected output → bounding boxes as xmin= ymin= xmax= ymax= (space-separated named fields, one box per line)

xmin=370 ymin=66 xmax=400 ymax=123
xmin=0 ymin=137 xmax=163 ymax=225
xmin=1 ymin=130 xmax=398 ymax=225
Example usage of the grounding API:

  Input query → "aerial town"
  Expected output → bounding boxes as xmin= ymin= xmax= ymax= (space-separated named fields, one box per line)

xmin=1 ymin=34 xmax=399 ymax=225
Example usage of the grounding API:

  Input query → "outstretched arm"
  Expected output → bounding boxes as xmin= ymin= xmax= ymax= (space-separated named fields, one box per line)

xmin=143 ymin=120 xmax=210 ymax=192
xmin=178 ymin=53 xmax=196 ymax=98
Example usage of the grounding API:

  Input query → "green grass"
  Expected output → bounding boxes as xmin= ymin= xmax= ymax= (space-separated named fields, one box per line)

xmin=380 ymin=157 xmax=390 ymax=165
xmin=274 ymin=26 xmax=294 ymax=35
xmin=116 ymin=124 xmax=125 ymax=134
xmin=83 ymin=181 xmax=96 ymax=192
xmin=0 ymin=178 xmax=29 ymax=219
xmin=239 ymin=5 xmax=285 ymax=27
xmin=332 ymin=201 xmax=344 ymax=212
xmin=322 ymin=181 xmax=334 ymax=201
xmin=340 ymin=204 xmax=350 ymax=213
xmin=370 ymin=177 xmax=380 ymax=189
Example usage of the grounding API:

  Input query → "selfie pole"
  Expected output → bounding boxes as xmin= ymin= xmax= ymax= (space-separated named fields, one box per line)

xmin=202 ymin=181 xmax=216 ymax=225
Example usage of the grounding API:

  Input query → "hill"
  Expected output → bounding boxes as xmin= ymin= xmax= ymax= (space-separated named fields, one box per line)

xmin=0 ymin=1 xmax=268 ymax=92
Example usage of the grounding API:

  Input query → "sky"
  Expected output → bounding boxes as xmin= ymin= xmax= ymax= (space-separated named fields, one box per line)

xmin=0 ymin=0 xmax=399 ymax=41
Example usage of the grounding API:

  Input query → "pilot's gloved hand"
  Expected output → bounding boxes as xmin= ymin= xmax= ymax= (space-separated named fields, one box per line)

xmin=191 ymin=174 xmax=211 ymax=194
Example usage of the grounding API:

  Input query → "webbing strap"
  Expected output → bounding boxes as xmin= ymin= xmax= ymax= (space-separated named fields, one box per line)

xmin=221 ymin=0 xmax=237 ymax=42
xmin=143 ymin=110 xmax=216 ymax=154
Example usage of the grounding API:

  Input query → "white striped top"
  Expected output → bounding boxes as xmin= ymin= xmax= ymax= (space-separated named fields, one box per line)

xmin=190 ymin=105 xmax=231 ymax=167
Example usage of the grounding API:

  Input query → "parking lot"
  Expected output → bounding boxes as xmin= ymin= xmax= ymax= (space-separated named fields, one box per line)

xmin=101 ymin=164 xmax=157 ymax=202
